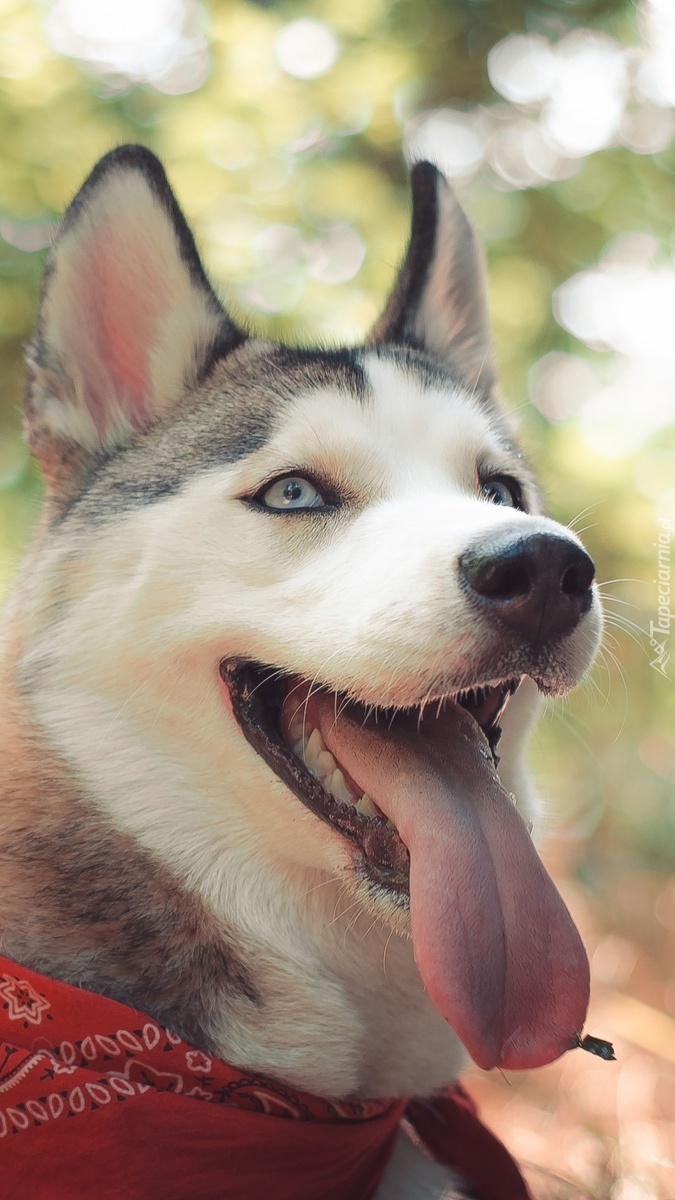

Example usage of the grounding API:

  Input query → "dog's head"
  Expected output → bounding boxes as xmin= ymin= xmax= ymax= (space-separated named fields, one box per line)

xmin=18 ymin=147 xmax=601 ymax=1074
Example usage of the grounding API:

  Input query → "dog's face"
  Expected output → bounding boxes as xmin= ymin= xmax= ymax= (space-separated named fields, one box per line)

xmin=16 ymin=149 xmax=601 ymax=1079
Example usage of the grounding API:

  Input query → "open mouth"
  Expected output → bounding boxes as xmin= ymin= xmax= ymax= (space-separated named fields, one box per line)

xmin=219 ymin=657 xmax=590 ymax=1073
xmin=219 ymin=660 xmax=519 ymax=894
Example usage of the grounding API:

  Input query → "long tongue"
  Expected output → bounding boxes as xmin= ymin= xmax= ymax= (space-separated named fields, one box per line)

xmin=314 ymin=696 xmax=589 ymax=1071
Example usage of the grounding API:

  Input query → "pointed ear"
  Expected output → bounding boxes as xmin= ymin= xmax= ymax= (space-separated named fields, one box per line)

xmin=25 ymin=145 xmax=244 ymax=473
xmin=370 ymin=162 xmax=495 ymax=393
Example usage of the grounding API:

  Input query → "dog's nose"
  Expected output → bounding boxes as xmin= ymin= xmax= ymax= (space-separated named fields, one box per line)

xmin=460 ymin=531 xmax=595 ymax=643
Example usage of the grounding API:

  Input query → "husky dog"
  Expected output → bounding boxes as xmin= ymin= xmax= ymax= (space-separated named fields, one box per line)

xmin=0 ymin=147 xmax=601 ymax=1197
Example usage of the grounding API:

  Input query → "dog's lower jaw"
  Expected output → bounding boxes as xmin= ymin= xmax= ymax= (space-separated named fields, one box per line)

xmin=203 ymin=865 xmax=469 ymax=1100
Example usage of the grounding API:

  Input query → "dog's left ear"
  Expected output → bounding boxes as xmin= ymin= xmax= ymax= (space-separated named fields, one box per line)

xmin=370 ymin=161 xmax=495 ymax=394
xmin=25 ymin=144 xmax=244 ymax=483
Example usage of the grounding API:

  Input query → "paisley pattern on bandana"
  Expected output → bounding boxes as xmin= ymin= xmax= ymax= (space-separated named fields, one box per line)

xmin=0 ymin=981 xmax=393 ymax=1134
xmin=0 ymin=955 xmax=532 ymax=1200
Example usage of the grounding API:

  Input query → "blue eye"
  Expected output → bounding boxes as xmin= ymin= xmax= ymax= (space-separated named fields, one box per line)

xmin=260 ymin=475 xmax=326 ymax=511
xmin=481 ymin=477 xmax=521 ymax=508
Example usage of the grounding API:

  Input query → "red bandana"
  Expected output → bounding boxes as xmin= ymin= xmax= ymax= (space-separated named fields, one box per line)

xmin=0 ymin=956 xmax=532 ymax=1200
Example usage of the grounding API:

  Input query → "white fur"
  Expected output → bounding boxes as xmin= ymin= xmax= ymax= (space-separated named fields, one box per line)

xmin=376 ymin=1129 xmax=469 ymax=1199
xmin=24 ymin=356 xmax=601 ymax=1110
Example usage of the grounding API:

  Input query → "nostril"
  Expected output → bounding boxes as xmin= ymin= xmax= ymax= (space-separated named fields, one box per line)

xmin=560 ymin=551 xmax=595 ymax=597
xmin=478 ymin=561 xmax=532 ymax=601
xmin=460 ymin=540 xmax=536 ymax=602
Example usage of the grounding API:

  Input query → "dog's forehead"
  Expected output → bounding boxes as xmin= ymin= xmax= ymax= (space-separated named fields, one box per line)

xmin=257 ymin=349 xmax=513 ymax=477
xmin=56 ymin=342 xmax=518 ymax=529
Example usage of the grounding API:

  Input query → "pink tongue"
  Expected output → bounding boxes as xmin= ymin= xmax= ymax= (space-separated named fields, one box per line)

xmin=314 ymin=696 xmax=589 ymax=1071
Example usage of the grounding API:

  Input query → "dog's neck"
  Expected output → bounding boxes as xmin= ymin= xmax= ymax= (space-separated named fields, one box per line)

xmin=0 ymin=620 xmax=464 ymax=1101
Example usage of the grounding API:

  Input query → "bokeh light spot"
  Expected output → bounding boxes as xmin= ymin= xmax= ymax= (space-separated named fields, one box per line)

xmin=529 ymin=352 xmax=599 ymax=423
xmin=45 ymin=0 xmax=209 ymax=92
xmin=405 ymin=109 xmax=485 ymax=181
xmin=488 ymin=34 xmax=554 ymax=105
xmin=275 ymin=19 xmax=339 ymax=80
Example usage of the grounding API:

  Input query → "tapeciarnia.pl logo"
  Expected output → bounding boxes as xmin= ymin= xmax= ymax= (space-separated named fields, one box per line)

xmin=649 ymin=516 xmax=672 ymax=678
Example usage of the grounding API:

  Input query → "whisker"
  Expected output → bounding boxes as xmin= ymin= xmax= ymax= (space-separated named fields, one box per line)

xmin=94 ymin=679 xmax=151 ymax=751
xmin=360 ymin=914 xmax=384 ymax=943
xmin=596 ymin=577 xmax=646 ymax=588
xmin=382 ymin=926 xmax=396 ymax=985
xmin=579 ymin=669 xmax=610 ymax=711
xmin=467 ymin=349 xmax=491 ymax=404
xmin=546 ymin=704 xmax=605 ymax=771
xmin=572 ymin=521 xmax=599 ymax=538
xmin=597 ymin=642 xmax=630 ymax=740
xmin=567 ymin=500 xmax=604 ymax=531
xmin=148 ymin=693 xmax=171 ymax=733
xmin=602 ymin=613 xmax=646 ymax=649
xmin=596 ymin=593 xmax=639 ymax=610
xmin=299 ymin=874 xmax=345 ymax=902
xmin=326 ymin=897 xmax=363 ymax=931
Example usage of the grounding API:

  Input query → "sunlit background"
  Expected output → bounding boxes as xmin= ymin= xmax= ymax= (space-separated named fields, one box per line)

xmin=0 ymin=1 xmax=674 ymax=1196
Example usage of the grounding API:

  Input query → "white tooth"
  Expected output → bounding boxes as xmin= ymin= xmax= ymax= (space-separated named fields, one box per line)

xmin=328 ymin=769 xmax=353 ymax=804
xmin=303 ymin=728 xmax=325 ymax=773
xmin=385 ymin=818 xmax=397 ymax=831
xmin=355 ymin=794 xmax=378 ymax=818
xmin=321 ymin=772 xmax=338 ymax=801
xmin=324 ymin=770 xmax=340 ymax=799
xmin=306 ymin=727 xmax=324 ymax=756
xmin=293 ymin=738 xmax=306 ymax=758
xmin=317 ymin=750 xmax=337 ymax=778
xmin=289 ymin=717 xmax=305 ymax=741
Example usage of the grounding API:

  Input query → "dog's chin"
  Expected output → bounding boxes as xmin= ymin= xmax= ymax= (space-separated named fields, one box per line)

xmin=218 ymin=658 xmax=520 ymax=900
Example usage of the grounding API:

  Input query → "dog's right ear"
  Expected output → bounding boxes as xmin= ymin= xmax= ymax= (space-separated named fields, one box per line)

xmin=25 ymin=144 xmax=244 ymax=488
xmin=370 ymin=161 xmax=495 ymax=395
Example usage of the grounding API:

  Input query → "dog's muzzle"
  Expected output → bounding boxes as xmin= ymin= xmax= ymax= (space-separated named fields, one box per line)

xmin=460 ymin=531 xmax=595 ymax=646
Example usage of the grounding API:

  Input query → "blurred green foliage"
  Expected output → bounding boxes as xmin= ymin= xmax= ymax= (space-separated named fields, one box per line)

xmin=0 ymin=0 xmax=673 ymax=916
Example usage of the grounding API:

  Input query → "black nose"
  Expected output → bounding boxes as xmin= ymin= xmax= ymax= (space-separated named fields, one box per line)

xmin=460 ymin=531 xmax=595 ymax=644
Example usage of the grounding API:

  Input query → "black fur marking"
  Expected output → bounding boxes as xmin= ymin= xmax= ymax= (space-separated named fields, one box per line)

xmin=106 ymin=475 xmax=185 ymax=505
xmin=269 ymin=346 xmax=369 ymax=401
xmin=376 ymin=161 xmax=440 ymax=347
xmin=57 ymin=410 xmax=276 ymax=520
xmin=370 ymin=342 xmax=461 ymax=391
xmin=198 ymin=323 xmax=250 ymax=384
xmin=370 ymin=161 xmax=496 ymax=396
xmin=52 ymin=345 xmax=372 ymax=524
